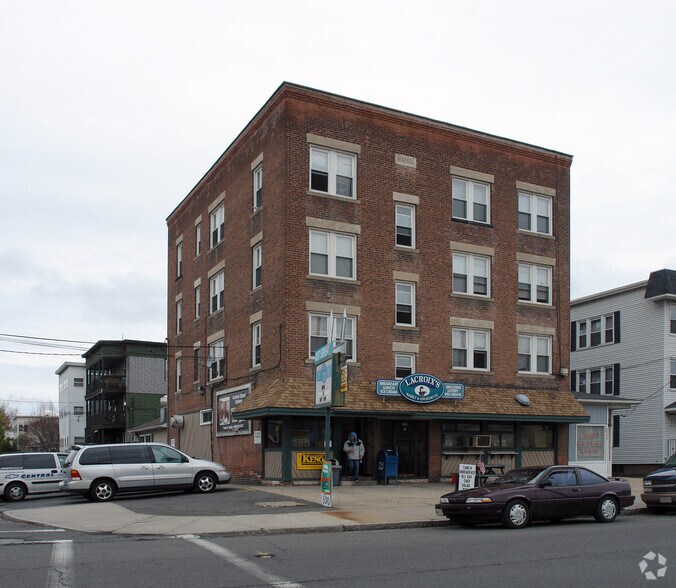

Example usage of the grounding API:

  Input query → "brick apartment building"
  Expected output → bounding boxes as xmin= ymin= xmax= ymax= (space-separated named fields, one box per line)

xmin=166 ymin=82 xmax=587 ymax=483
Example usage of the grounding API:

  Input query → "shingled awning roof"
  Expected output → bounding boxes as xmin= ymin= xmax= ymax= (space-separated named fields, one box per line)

xmin=234 ymin=378 xmax=589 ymax=423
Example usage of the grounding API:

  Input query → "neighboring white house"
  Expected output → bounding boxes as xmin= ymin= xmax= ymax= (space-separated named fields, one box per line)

xmin=570 ymin=269 xmax=676 ymax=476
xmin=6 ymin=415 xmax=32 ymax=442
xmin=55 ymin=362 xmax=86 ymax=451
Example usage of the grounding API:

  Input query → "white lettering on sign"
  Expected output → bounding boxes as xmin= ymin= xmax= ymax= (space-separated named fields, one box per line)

xmin=395 ymin=154 xmax=417 ymax=168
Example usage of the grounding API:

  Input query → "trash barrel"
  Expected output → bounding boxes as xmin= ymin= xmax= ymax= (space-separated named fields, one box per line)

xmin=329 ymin=458 xmax=341 ymax=487
xmin=376 ymin=449 xmax=398 ymax=485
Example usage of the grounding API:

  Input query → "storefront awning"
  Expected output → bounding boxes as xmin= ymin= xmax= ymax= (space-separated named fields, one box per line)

xmin=234 ymin=378 xmax=590 ymax=423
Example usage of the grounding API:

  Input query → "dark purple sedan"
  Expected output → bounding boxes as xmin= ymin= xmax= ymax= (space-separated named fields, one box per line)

xmin=435 ymin=465 xmax=635 ymax=529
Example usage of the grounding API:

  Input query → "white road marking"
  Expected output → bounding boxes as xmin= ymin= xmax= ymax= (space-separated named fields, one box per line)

xmin=0 ymin=529 xmax=65 ymax=534
xmin=184 ymin=536 xmax=304 ymax=588
xmin=46 ymin=540 xmax=74 ymax=588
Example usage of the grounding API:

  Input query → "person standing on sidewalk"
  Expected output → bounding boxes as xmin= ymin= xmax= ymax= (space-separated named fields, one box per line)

xmin=343 ymin=432 xmax=365 ymax=481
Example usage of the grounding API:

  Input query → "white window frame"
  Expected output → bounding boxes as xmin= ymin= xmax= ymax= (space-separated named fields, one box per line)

xmin=395 ymin=353 xmax=415 ymax=380
xmin=518 ymin=334 xmax=551 ymax=374
xmin=309 ymin=146 xmax=356 ymax=199
xmin=452 ymin=328 xmax=490 ymax=371
xmin=671 ymin=304 xmax=676 ymax=335
xmin=208 ymin=339 xmax=224 ymax=380
xmin=176 ymin=358 xmax=182 ymax=392
xmin=395 ymin=282 xmax=415 ymax=326
xmin=452 ymin=177 xmax=490 ymax=224
xmin=195 ymin=223 xmax=201 ymax=257
xmin=577 ymin=366 xmax=617 ymax=395
xmin=176 ymin=299 xmax=183 ymax=334
xmin=395 ymin=204 xmax=415 ymax=248
xmin=253 ymin=164 xmax=263 ymax=209
xmin=176 ymin=242 xmax=183 ymax=277
xmin=210 ymin=204 xmax=225 ymax=248
xmin=210 ymin=271 xmax=224 ymax=314
xmin=453 ymin=253 xmax=490 ymax=297
xmin=518 ymin=192 xmax=552 ymax=235
xmin=670 ymin=359 xmax=676 ymax=389
xmin=252 ymin=321 xmax=261 ymax=368
xmin=308 ymin=313 xmax=356 ymax=361
xmin=576 ymin=314 xmax=616 ymax=349
xmin=200 ymin=409 xmax=213 ymax=426
xmin=518 ymin=263 xmax=552 ymax=305
xmin=252 ymin=243 xmax=262 ymax=289
xmin=309 ymin=230 xmax=356 ymax=279
xmin=194 ymin=285 xmax=201 ymax=319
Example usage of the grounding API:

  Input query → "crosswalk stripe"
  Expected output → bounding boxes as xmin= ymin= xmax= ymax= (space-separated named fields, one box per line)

xmin=46 ymin=540 xmax=74 ymax=588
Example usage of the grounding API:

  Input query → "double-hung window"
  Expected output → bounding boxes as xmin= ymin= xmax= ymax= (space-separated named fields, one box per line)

xmin=253 ymin=164 xmax=263 ymax=209
xmin=252 ymin=243 xmax=262 ymax=289
xmin=573 ymin=365 xmax=617 ymax=395
xmin=453 ymin=253 xmax=489 ymax=296
xmin=518 ymin=335 xmax=551 ymax=374
xmin=574 ymin=313 xmax=618 ymax=349
xmin=252 ymin=322 xmax=261 ymax=367
xmin=176 ymin=242 xmax=183 ymax=277
xmin=310 ymin=147 xmax=356 ymax=198
xmin=671 ymin=359 xmax=676 ymax=389
xmin=452 ymin=177 xmax=490 ymax=223
xmin=452 ymin=328 xmax=489 ymax=370
xmin=309 ymin=230 xmax=355 ymax=279
xmin=210 ymin=204 xmax=224 ymax=247
xmin=194 ymin=284 xmax=201 ymax=318
xmin=518 ymin=263 xmax=551 ymax=304
xmin=176 ymin=300 xmax=183 ymax=334
xmin=176 ymin=358 xmax=182 ymax=392
xmin=309 ymin=313 xmax=355 ymax=360
xmin=195 ymin=223 xmax=201 ymax=256
xmin=208 ymin=339 xmax=224 ymax=380
xmin=193 ymin=347 xmax=200 ymax=381
xmin=518 ymin=192 xmax=552 ymax=235
xmin=395 ymin=353 xmax=415 ymax=379
xmin=395 ymin=204 xmax=415 ymax=248
xmin=671 ymin=304 xmax=676 ymax=334
xmin=396 ymin=282 xmax=415 ymax=326
xmin=210 ymin=271 xmax=224 ymax=313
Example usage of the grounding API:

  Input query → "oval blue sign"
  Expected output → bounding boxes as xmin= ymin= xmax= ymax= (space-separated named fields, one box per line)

xmin=398 ymin=373 xmax=445 ymax=404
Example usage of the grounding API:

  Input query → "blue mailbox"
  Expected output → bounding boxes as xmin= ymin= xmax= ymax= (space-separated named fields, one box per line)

xmin=376 ymin=449 xmax=399 ymax=485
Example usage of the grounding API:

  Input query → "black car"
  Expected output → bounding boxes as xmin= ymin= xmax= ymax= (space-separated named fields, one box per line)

xmin=435 ymin=465 xmax=635 ymax=529
xmin=641 ymin=452 xmax=676 ymax=513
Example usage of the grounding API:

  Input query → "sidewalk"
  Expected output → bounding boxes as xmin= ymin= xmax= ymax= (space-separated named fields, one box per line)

xmin=3 ymin=478 xmax=646 ymax=537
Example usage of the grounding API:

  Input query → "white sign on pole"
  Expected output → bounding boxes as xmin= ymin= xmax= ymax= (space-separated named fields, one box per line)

xmin=458 ymin=463 xmax=477 ymax=490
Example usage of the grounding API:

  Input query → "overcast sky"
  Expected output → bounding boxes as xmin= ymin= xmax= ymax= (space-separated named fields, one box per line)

xmin=1 ymin=1 xmax=674 ymax=414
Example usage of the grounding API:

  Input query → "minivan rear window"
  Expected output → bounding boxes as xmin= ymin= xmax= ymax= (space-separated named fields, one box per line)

xmin=24 ymin=454 xmax=56 ymax=469
xmin=79 ymin=447 xmax=112 ymax=465
xmin=110 ymin=445 xmax=152 ymax=464
xmin=0 ymin=454 xmax=23 ymax=468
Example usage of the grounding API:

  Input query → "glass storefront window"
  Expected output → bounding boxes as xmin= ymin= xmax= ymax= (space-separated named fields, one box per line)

xmin=487 ymin=423 xmax=515 ymax=448
xmin=291 ymin=418 xmax=325 ymax=449
xmin=265 ymin=420 xmax=282 ymax=448
xmin=521 ymin=424 xmax=554 ymax=449
xmin=442 ymin=422 xmax=480 ymax=450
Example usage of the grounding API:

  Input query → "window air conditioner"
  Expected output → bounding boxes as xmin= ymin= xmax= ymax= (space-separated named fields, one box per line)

xmin=464 ymin=434 xmax=492 ymax=448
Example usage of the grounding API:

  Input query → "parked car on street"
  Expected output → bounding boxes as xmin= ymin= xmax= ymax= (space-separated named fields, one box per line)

xmin=60 ymin=443 xmax=231 ymax=502
xmin=641 ymin=452 xmax=676 ymax=513
xmin=435 ymin=465 xmax=635 ymax=529
xmin=0 ymin=452 xmax=68 ymax=501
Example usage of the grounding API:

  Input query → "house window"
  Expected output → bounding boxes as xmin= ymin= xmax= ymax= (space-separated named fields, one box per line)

xmin=193 ymin=348 xmax=200 ymax=381
xmin=575 ymin=314 xmax=618 ymax=349
xmin=253 ymin=164 xmax=263 ymax=209
xmin=210 ymin=204 xmax=224 ymax=248
xmin=73 ymin=378 xmax=84 ymax=388
xmin=310 ymin=146 xmax=356 ymax=198
xmin=395 ymin=204 xmax=415 ymax=247
xmin=210 ymin=271 xmax=224 ymax=313
xmin=176 ymin=358 xmax=182 ymax=392
xmin=176 ymin=300 xmax=183 ymax=334
xmin=252 ymin=243 xmax=262 ymax=289
xmin=578 ymin=322 xmax=587 ymax=348
xmin=252 ymin=322 xmax=261 ymax=367
xmin=671 ymin=359 xmax=676 ymax=389
xmin=573 ymin=366 xmax=617 ymax=395
xmin=453 ymin=328 xmax=489 ymax=370
xmin=208 ymin=340 xmax=224 ymax=380
xmin=518 ymin=192 xmax=552 ymax=235
xmin=395 ymin=353 xmax=415 ymax=379
xmin=195 ymin=223 xmax=201 ymax=256
xmin=452 ymin=177 xmax=490 ymax=223
xmin=309 ymin=230 xmax=355 ymax=279
xmin=590 ymin=369 xmax=601 ymax=394
xmin=453 ymin=253 xmax=489 ymax=296
xmin=518 ymin=263 xmax=551 ymax=304
xmin=73 ymin=406 xmax=84 ymax=415
xmin=176 ymin=242 xmax=183 ymax=277
xmin=671 ymin=305 xmax=676 ymax=334
xmin=518 ymin=335 xmax=551 ymax=374
xmin=605 ymin=366 xmax=615 ymax=394
xmin=195 ymin=285 xmax=201 ymax=318
xmin=138 ymin=433 xmax=153 ymax=443
xmin=309 ymin=314 xmax=356 ymax=360
xmin=578 ymin=371 xmax=587 ymax=393
xmin=200 ymin=409 xmax=213 ymax=426
xmin=395 ymin=282 xmax=415 ymax=326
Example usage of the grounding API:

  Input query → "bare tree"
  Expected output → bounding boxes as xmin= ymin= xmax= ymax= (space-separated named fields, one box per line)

xmin=17 ymin=402 xmax=59 ymax=452
xmin=0 ymin=401 xmax=18 ymax=452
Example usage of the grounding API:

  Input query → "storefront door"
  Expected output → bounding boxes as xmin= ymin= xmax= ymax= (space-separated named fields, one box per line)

xmin=383 ymin=421 xmax=428 ymax=478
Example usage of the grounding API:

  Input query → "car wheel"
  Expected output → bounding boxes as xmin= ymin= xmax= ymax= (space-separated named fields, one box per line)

xmin=194 ymin=472 xmax=217 ymax=493
xmin=4 ymin=482 xmax=27 ymax=502
xmin=594 ymin=496 xmax=618 ymax=523
xmin=502 ymin=500 xmax=530 ymax=529
xmin=90 ymin=479 xmax=116 ymax=502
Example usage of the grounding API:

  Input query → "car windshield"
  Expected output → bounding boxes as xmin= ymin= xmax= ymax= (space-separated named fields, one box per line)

xmin=665 ymin=453 xmax=676 ymax=467
xmin=492 ymin=468 xmax=544 ymax=485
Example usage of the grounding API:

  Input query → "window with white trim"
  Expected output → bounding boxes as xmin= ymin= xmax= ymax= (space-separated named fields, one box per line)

xmin=208 ymin=339 xmax=224 ymax=380
xmin=74 ymin=406 xmax=84 ymax=415
xmin=574 ymin=366 xmax=616 ymax=395
xmin=200 ymin=409 xmax=213 ymax=425
xmin=210 ymin=204 xmax=224 ymax=248
xmin=671 ymin=359 xmax=676 ymax=389
xmin=309 ymin=313 xmax=356 ymax=360
xmin=395 ymin=353 xmax=415 ymax=379
xmin=253 ymin=164 xmax=263 ymax=209
xmin=73 ymin=378 xmax=84 ymax=388
xmin=176 ymin=358 xmax=182 ymax=391
xmin=518 ymin=192 xmax=552 ymax=235
xmin=138 ymin=433 xmax=153 ymax=443
xmin=453 ymin=253 xmax=490 ymax=296
xmin=176 ymin=242 xmax=183 ymax=277
xmin=176 ymin=300 xmax=183 ymax=334
xmin=452 ymin=328 xmax=489 ymax=370
xmin=195 ymin=223 xmax=201 ymax=256
xmin=452 ymin=177 xmax=490 ymax=223
xmin=210 ymin=271 xmax=224 ymax=313
xmin=194 ymin=285 xmax=201 ymax=318
xmin=670 ymin=304 xmax=675 ymax=334
xmin=575 ymin=314 xmax=617 ymax=349
xmin=396 ymin=282 xmax=415 ymax=326
xmin=395 ymin=204 xmax=415 ymax=248
xmin=193 ymin=347 xmax=200 ymax=381
xmin=252 ymin=243 xmax=262 ymax=289
xmin=310 ymin=146 xmax=356 ymax=198
xmin=518 ymin=263 xmax=551 ymax=304
xmin=252 ymin=321 xmax=261 ymax=367
xmin=309 ymin=230 xmax=355 ymax=279
xmin=518 ymin=335 xmax=551 ymax=374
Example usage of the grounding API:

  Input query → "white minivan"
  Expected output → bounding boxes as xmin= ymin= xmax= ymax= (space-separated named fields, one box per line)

xmin=0 ymin=452 xmax=68 ymax=501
